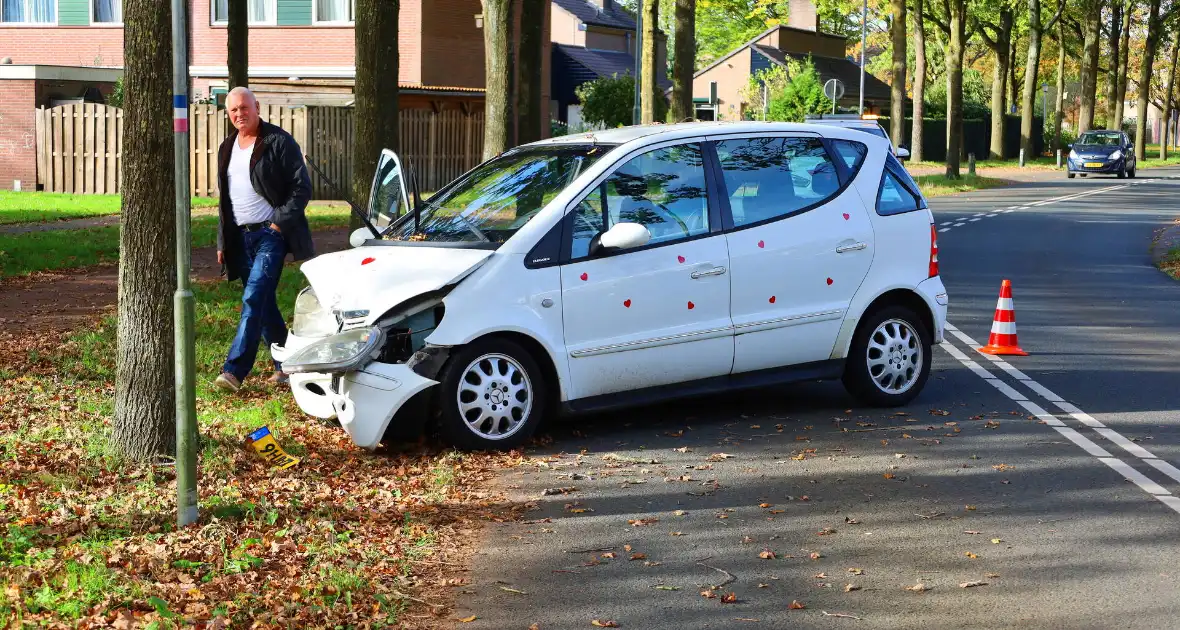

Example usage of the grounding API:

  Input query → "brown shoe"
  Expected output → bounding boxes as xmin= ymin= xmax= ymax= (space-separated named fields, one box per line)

xmin=268 ymin=371 xmax=289 ymax=385
xmin=214 ymin=372 xmax=241 ymax=392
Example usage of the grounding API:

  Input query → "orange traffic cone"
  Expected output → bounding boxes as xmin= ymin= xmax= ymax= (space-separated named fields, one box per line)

xmin=979 ymin=279 xmax=1028 ymax=356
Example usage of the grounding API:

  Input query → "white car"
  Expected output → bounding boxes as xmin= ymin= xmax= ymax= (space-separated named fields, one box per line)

xmin=273 ymin=122 xmax=948 ymax=451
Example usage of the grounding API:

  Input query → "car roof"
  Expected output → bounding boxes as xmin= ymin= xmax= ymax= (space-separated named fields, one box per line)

xmin=527 ymin=120 xmax=892 ymax=152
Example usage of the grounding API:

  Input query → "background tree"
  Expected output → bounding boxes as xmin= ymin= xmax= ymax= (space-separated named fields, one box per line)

xmin=978 ymin=3 xmax=1015 ymax=158
xmin=113 ymin=0 xmax=176 ymax=459
xmin=1161 ymin=30 xmax=1180 ymax=158
xmin=1114 ymin=0 xmax=1133 ymax=127
xmin=890 ymin=0 xmax=907 ymax=148
xmin=1135 ymin=0 xmax=1163 ymax=161
xmin=669 ymin=0 xmax=696 ymax=121
xmin=517 ymin=0 xmax=545 ymax=144
xmin=744 ymin=58 xmax=830 ymax=121
xmin=1054 ymin=20 xmax=1067 ymax=150
xmin=911 ymin=0 xmax=927 ymax=161
xmin=577 ymin=74 xmax=666 ymax=127
xmin=1105 ymin=1 xmax=1123 ymax=126
xmin=227 ymin=0 xmax=248 ymax=91
xmin=929 ymin=0 xmax=970 ymax=178
xmin=1076 ymin=2 xmax=1104 ymax=133
xmin=641 ymin=0 xmax=661 ymax=123
xmin=483 ymin=0 xmax=512 ymax=159
xmin=691 ymin=0 xmax=791 ymax=68
xmin=1019 ymin=0 xmax=1064 ymax=158
xmin=352 ymin=0 xmax=398 ymax=220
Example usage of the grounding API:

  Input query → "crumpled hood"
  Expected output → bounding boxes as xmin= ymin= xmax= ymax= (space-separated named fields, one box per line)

xmin=300 ymin=245 xmax=494 ymax=323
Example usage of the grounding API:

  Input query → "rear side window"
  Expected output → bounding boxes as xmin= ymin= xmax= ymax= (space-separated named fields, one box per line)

xmin=830 ymin=139 xmax=868 ymax=176
xmin=876 ymin=153 xmax=925 ymax=216
xmin=714 ymin=137 xmax=842 ymax=227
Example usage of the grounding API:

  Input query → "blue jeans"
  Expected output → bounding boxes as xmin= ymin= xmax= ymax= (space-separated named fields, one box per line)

xmin=223 ymin=227 xmax=289 ymax=382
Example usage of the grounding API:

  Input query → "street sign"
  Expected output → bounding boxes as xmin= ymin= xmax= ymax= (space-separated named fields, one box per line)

xmin=823 ymin=78 xmax=844 ymax=102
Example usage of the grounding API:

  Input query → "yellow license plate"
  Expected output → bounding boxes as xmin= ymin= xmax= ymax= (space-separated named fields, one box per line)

xmin=1084 ymin=162 xmax=1105 ymax=168
xmin=246 ymin=425 xmax=300 ymax=469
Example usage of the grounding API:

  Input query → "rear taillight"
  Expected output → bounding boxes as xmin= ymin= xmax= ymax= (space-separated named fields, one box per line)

xmin=929 ymin=224 xmax=939 ymax=278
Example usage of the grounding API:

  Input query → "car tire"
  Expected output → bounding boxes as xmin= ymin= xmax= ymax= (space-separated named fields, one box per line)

xmin=433 ymin=337 xmax=547 ymax=451
xmin=1067 ymin=171 xmax=1076 ymax=179
xmin=1118 ymin=164 xmax=1126 ymax=179
xmin=842 ymin=305 xmax=933 ymax=408
xmin=1129 ymin=165 xmax=1136 ymax=178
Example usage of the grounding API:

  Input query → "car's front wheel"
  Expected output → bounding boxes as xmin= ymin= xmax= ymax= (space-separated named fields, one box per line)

xmin=842 ymin=306 xmax=932 ymax=407
xmin=1067 ymin=171 xmax=1076 ymax=179
xmin=434 ymin=338 xmax=547 ymax=450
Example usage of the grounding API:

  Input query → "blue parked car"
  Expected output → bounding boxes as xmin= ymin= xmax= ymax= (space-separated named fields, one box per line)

xmin=1067 ymin=130 xmax=1137 ymax=179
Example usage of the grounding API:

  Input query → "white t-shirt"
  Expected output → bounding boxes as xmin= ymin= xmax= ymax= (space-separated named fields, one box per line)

xmin=228 ymin=137 xmax=276 ymax=226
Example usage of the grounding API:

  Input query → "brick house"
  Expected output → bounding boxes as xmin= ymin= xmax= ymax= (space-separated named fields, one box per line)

xmin=691 ymin=1 xmax=892 ymax=121
xmin=0 ymin=0 xmax=551 ymax=190
xmin=549 ymin=0 xmax=667 ymax=129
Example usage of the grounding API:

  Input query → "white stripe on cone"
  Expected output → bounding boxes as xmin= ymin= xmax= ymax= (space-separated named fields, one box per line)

xmin=991 ymin=321 xmax=1017 ymax=335
xmin=996 ymin=297 xmax=1013 ymax=310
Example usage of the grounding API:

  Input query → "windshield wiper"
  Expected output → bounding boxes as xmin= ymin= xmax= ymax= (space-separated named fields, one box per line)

xmin=454 ymin=212 xmax=490 ymax=242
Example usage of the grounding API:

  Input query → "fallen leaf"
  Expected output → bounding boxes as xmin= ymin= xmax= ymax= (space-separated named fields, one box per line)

xmin=701 ymin=590 xmax=717 ymax=599
xmin=965 ymin=505 xmax=978 ymax=511
xmin=671 ymin=531 xmax=684 ymax=536
xmin=458 ymin=616 xmax=478 ymax=623
xmin=672 ymin=509 xmax=687 ymax=516
xmin=601 ymin=552 xmax=617 ymax=559
xmin=986 ymin=573 xmax=1000 ymax=578
xmin=759 ymin=502 xmax=773 ymax=508
xmin=814 ymin=573 xmax=828 ymax=579
xmin=818 ymin=527 xmax=836 ymax=536
xmin=845 ymin=584 xmax=861 ymax=592
xmin=624 ymin=545 xmax=633 ymax=552
xmin=810 ymin=552 xmax=823 ymax=560
xmin=591 ymin=621 xmax=619 ymax=628
xmin=847 ymin=568 xmax=863 ymax=575
xmin=905 ymin=583 xmax=930 ymax=592
xmin=963 ymin=530 xmax=982 ymax=535
xmin=741 ymin=536 xmax=755 ymax=544
xmin=991 ymin=538 xmax=1003 ymax=544
xmin=758 ymin=583 xmax=769 ymax=588
xmin=628 ymin=518 xmax=659 ymax=526
xmin=666 ymin=430 xmax=685 ymax=437
xmin=992 ymin=464 xmax=1014 ymax=471
xmin=769 ymin=510 xmax=784 ymax=514
xmin=985 ymin=421 xmax=1001 ymax=429
xmin=707 ymin=453 xmax=735 ymax=462
xmin=930 ymin=409 xmax=951 ymax=416
xmin=674 ymin=446 xmax=691 ymax=453
xmin=959 ymin=580 xmax=988 ymax=588
xmin=789 ymin=600 xmax=806 ymax=610
xmin=965 ymin=552 xmax=978 ymax=559
xmin=655 ymin=585 xmax=680 ymax=591
xmin=750 ymin=424 xmax=761 ymax=429
xmin=844 ymin=517 xmax=860 ymax=524
xmin=630 ymin=553 xmax=647 ymax=561
xmin=529 ymin=625 xmax=540 ymax=630
xmin=721 ymin=592 xmax=738 ymax=603
xmin=760 ymin=549 xmax=777 ymax=559
xmin=793 ymin=454 xmax=807 ymax=461
xmin=883 ymin=473 xmax=896 ymax=479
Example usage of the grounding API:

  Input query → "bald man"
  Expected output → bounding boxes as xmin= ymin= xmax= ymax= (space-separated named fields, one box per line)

xmin=214 ymin=87 xmax=314 ymax=392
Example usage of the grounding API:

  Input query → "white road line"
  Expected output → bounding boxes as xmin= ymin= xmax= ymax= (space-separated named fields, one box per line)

xmin=1015 ymin=399 xmax=1066 ymax=426
xmin=953 ymin=222 xmax=966 ymax=227
xmin=974 ymin=212 xmax=987 ymax=217
xmin=938 ymin=228 xmax=952 ymax=233
xmin=1156 ymin=495 xmax=1180 ymax=514
xmin=1099 ymin=458 xmax=1171 ymax=496
xmin=1146 ymin=459 xmax=1180 ymax=485
xmin=941 ymin=221 xmax=954 ymax=226
xmin=1095 ymin=428 xmax=1155 ymax=459
xmin=1001 ymin=208 xmax=1017 ymax=213
xmin=985 ymin=378 xmax=1027 ymax=400
xmin=987 ymin=213 xmax=1000 ymax=217
xmin=969 ymin=218 xmax=982 ymax=222
xmin=956 ymin=217 xmax=969 ymax=221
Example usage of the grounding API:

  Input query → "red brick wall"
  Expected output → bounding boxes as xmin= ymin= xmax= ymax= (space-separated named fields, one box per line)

xmin=421 ymin=0 xmax=484 ymax=89
xmin=0 ymin=27 xmax=123 ymax=66
xmin=0 ymin=80 xmax=37 ymax=191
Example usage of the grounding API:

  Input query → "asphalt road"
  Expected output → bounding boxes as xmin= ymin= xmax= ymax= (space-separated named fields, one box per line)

xmin=453 ymin=167 xmax=1180 ymax=629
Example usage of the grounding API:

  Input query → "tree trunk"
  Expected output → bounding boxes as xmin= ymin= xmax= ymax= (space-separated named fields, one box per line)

xmin=516 ymin=0 xmax=545 ymax=145
xmin=1135 ymin=0 xmax=1162 ymax=161
xmin=483 ymin=0 xmax=512 ymax=159
xmin=669 ymin=0 xmax=695 ymax=122
xmin=226 ymin=0 xmax=248 ymax=91
xmin=946 ymin=0 xmax=965 ymax=178
xmin=890 ymin=0 xmax=907 ymax=147
xmin=1008 ymin=34 xmax=1020 ymax=113
xmin=352 ymin=0 xmax=399 ymax=220
xmin=1114 ymin=0 xmax=1133 ymax=127
xmin=1054 ymin=20 xmax=1066 ymax=152
xmin=113 ymin=0 xmax=177 ymax=460
xmin=911 ymin=0 xmax=926 ymax=162
xmin=641 ymin=0 xmax=660 ymax=123
xmin=1077 ymin=6 xmax=1102 ymax=133
xmin=986 ymin=11 xmax=1013 ymax=159
xmin=1105 ymin=2 xmax=1122 ymax=127
xmin=1020 ymin=9 xmax=1042 ymax=159
xmin=1161 ymin=32 xmax=1179 ymax=159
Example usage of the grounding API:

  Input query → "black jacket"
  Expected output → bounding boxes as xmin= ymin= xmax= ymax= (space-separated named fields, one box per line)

xmin=216 ymin=121 xmax=315 ymax=282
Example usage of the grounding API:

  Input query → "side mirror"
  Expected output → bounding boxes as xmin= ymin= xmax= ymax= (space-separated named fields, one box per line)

xmin=349 ymin=227 xmax=372 ymax=248
xmin=896 ymin=146 xmax=911 ymax=160
xmin=599 ymin=222 xmax=651 ymax=250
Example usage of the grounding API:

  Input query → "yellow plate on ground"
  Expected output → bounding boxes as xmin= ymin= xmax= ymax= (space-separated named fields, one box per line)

xmin=1084 ymin=162 xmax=1105 ymax=168
xmin=246 ymin=425 xmax=300 ymax=469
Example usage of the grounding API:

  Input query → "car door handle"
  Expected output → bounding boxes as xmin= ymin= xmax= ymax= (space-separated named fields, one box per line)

xmin=691 ymin=266 xmax=727 ymax=279
xmin=836 ymin=242 xmax=867 ymax=254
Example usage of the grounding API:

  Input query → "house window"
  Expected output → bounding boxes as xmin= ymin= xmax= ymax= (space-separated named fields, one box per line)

xmin=212 ymin=0 xmax=275 ymax=25
xmin=314 ymin=0 xmax=354 ymax=23
xmin=1 ymin=0 xmax=56 ymax=23
xmin=92 ymin=0 xmax=121 ymax=23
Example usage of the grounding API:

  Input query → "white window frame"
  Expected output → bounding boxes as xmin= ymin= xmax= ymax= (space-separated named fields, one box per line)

xmin=0 ymin=0 xmax=58 ymax=26
xmin=312 ymin=0 xmax=355 ymax=25
xmin=89 ymin=0 xmax=122 ymax=27
xmin=210 ymin=0 xmax=277 ymax=27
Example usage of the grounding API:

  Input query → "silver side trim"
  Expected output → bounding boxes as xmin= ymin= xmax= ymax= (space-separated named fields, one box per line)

xmin=734 ymin=309 xmax=844 ymax=335
xmin=570 ymin=326 xmax=734 ymax=358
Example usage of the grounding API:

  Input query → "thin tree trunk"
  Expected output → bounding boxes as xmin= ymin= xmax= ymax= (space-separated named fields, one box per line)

xmin=517 ymin=0 xmax=545 ymax=144
xmin=1080 ymin=8 xmax=1102 ymax=132
xmin=985 ymin=11 xmax=1013 ymax=159
xmin=1054 ymin=20 xmax=1066 ymax=152
xmin=669 ymin=0 xmax=695 ymax=122
xmin=114 ymin=0 xmax=176 ymax=460
xmin=641 ymin=0 xmax=660 ymax=123
xmin=1008 ymin=34 xmax=1019 ymax=113
xmin=1114 ymin=0 xmax=1133 ymax=127
xmin=353 ymin=0 xmax=399 ymax=219
xmin=946 ymin=0 xmax=965 ymax=178
xmin=1135 ymin=0 xmax=1162 ymax=161
xmin=1021 ymin=0 xmax=1064 ymax=157
xmin=227 ymin=0 xmax=248 ymax=91
xmin=1105 ymin=2 xmax=1122 ymax=127
xmin=483 ymin=0 xmax=512 ymax=159
xmin=911 ymin=0 xmax=926 ymax=162
xmin=890 ymin=0 xmax=907 ymax=147
xmin=1161 ymin=32 xmax=1179 ymax=159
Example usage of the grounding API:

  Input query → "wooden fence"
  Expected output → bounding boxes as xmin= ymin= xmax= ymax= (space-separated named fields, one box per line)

xmin=35 ymin=104 xmax=485 ymax=199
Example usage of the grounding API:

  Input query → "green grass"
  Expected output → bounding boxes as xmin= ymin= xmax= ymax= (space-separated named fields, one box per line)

xmin=914 ymin=174 xmax=1008 ymax=198
xmin=909 ymin=156 xmax=1059 ymax=171
xmin=0 ymin=206 xmax=351 ymax=278
xmin=0 ymin=191 xmax=218 ymax=225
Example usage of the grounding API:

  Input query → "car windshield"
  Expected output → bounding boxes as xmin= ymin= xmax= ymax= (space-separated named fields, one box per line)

xmin=385 ymin=144 xmax=611 ymax=244
xmin=1077 ymin=132 xmax=1122 ymax=146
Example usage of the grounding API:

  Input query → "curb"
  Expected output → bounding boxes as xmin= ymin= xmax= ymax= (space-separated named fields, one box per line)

xmin=1149 ymin=220 xmax=1180 ymax=272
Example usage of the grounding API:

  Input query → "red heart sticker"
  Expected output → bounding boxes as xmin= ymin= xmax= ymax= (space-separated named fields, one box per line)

xmin=677 ymin=255 xmax=686 ymax=263
xmin=758 ymin=240 xmax=765 ymax=248
xmin=769 ymin=295 xmax=776 ymax=304
xmin=361 ymin=257 xmax=375 ymax=266
xmin=624 ymin=299 xmax=632 ymax=308
xmin=580 ymin=272 xmax=588 ymax=281
xmin=826 ymin=277 xmax=834 ymax=285
xmin=687 ymin=301 xmax=695 ymax=310
xmin=842 ymin=213 xmax=850 ymax=220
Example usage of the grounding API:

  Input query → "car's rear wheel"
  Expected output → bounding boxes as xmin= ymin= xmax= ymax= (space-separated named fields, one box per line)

xmin=1118 ymin=164 xmax=1126 ymax=179
xmin=1067 ymin=171 xmax=1076 ymax=179
xmin=1129 ymin=164 xmax=1136 ymax=178
xmin=434 ymin=338 xmax=547 ymax=450
xmin=842 ymin=305 xmax=932 ymax=407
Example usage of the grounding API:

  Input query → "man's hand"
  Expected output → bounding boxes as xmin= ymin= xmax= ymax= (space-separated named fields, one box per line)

xmin=270 ymin=223 xmax=281 ymax=233
xmin=217 ymin=251 xmax=224 ymax=265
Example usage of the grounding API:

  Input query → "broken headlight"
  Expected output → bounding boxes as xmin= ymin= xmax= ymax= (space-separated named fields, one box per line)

xmin=292 ymin=287 xmax=338 ymax=338
xmin=282 ymin=327 xmax=385 ymax=374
